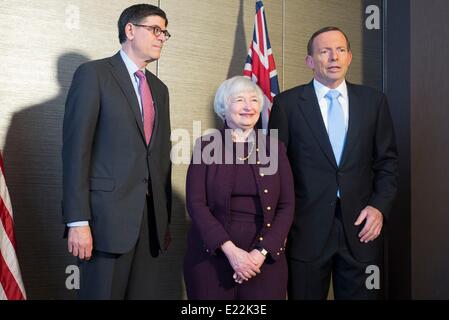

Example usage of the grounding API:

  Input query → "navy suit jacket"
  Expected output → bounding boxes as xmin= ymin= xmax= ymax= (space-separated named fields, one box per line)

xmin=269 ymin=81 xmax=398 ymax=262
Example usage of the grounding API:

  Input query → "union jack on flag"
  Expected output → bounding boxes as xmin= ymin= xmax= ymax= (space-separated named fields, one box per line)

xmin=244 ymin=0 xmax=280 ymax=132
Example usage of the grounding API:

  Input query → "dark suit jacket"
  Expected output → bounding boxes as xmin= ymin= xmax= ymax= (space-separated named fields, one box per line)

xmin=62 ymin=52 xmax=172 ymax=255
xmin=185 ymin=130 xmax=295 ymax=261
xmin=269 ymin=81 xmax=398 ymax=262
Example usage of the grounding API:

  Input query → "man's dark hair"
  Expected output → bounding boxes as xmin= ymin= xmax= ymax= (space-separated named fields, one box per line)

xmin=307 ymin=26 xmax=351 ymax=56
xmin=118 ymin=4 xmax=168 ymax=44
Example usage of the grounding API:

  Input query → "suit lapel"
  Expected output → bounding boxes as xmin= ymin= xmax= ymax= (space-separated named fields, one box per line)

xmin=339 ymin=83 xmax=362 ymax=166
xmin=146 ymin=70 xmax=160 ymax=151
xmin=108 ymin=52 xmax=146 ymax=144
xmin=298 ymin=82 xmax=337 ymax=168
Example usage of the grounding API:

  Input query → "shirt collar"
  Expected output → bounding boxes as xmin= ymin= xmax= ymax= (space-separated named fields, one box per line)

xmin=120 ymin=49 xmax=145 ymax=78
xmin=313 ymin=78 xmax=348 ymax=101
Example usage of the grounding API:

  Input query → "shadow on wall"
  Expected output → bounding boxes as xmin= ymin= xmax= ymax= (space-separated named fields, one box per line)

xmin=159 ymin=190 xmax=188 ymax=299
xmin=3 ymin=52 xmax=188 ymax=299
xmin=213 ymin=0 xmax=248 ymax=130
xmin=3 ymin=52 xmax=90 ymax=299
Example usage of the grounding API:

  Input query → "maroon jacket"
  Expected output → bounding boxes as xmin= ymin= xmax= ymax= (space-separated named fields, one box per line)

xmin=185 ymin=129 xmax=295 ymax=260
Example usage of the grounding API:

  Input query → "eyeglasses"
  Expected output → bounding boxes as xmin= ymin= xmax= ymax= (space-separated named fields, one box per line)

xmin=132 ymin=24 xmax=171 ymax=40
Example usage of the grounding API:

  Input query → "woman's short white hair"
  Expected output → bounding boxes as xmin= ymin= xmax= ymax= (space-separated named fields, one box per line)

xmin=214 ymin=76 xmax=265 ymax=120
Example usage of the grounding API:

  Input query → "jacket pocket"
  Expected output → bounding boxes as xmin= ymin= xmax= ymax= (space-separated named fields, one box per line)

xmin=89 ymin=177 xmax=115 ymax=191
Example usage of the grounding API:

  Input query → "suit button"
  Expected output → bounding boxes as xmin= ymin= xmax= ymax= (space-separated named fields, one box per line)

xmin=266 ymin=223 xmax=271 ymax=228
xmin=330 ymin=201 xmax=335 ymax=206
xmin=256 ymin=148 xmax=259 ymax=152
xmin=264 ymin=189 xmax=269 ymax=194
xmin=142 ymin=178 xmax=148 ymax=183
xmin=266 ymin=206 xmax=271 ymax=211
xmin=256 ymin=160 xmax=261 ymax=165
xmin=259 ymin=237 xmax=264 ymax=241
xmin=280 ymin=247 xmax=283 ymax=251
xmin=276 ymin=252 xmax=280 ymax=256
xmin=260 ymin=173 xmax=265 ymax=177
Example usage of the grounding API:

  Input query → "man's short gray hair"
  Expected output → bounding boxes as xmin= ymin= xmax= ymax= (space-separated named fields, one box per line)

xmin=214 ymin=76 xmax=264 ymax=120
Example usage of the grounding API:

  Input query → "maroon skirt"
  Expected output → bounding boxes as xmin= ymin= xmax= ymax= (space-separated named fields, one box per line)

xmin=184 ymin=205 xmax=288 ymax=300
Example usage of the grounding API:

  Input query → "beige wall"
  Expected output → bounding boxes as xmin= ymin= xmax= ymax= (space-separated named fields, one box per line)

xmin=0 ymin=0 xmax=379 ymax=299
xmin=283 ymin=0 xmax=364 ymax=89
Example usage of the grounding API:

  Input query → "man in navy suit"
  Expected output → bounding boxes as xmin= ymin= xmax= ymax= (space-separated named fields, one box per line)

xmin=63 ymin=4 xmax=172 ymax=299
xmin=269 ymin=26 xmax=398 ymax=299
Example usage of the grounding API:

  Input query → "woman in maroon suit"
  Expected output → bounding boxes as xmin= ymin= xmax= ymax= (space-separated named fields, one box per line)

xmin=183 ymin=76 xmax=295 ymax=299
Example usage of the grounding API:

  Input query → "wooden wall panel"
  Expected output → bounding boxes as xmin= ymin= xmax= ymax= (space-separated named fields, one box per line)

xmin=410 ymin=0 xmax=449 ymax=299
xmin=0 ymin=0 xmax=159 ymax=299
xmin=384 ymin=0 xmax=411 ymax=299
xmin=0 ymin=0 xmax=380 ymax=299
xmin=283 ymin=0 xmax=364 ymax=90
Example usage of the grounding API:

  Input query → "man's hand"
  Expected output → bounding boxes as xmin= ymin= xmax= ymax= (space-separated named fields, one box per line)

xmin=354 ymin=205 xmax=383 ymax=243
xmin=68 ymin=226 xmax=93 ymax=260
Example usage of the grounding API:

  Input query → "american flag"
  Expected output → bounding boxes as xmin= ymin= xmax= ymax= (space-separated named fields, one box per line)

xmin=0 ymin=152 xmax=26 ymax=300
xmin=244 ymin=0 xmax=280 ymax=131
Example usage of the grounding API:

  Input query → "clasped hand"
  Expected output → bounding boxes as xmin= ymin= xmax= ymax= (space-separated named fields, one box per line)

xmin=221 ymin=241 xmax=265 ymax=284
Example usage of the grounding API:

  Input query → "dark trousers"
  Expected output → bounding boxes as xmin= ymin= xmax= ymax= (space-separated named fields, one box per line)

xmin=287 ymin=201 xmax=383 ymax=300
xmin=78 ymin=196 xmax=160 ymax=299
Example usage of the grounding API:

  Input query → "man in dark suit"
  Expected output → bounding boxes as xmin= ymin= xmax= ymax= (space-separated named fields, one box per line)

xmin=62 ymin=4 xmax=172 ymax=299
xmin=269 ymin=26 xmax=398 ymax=299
